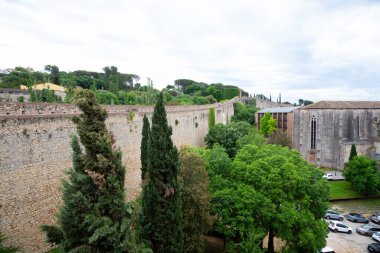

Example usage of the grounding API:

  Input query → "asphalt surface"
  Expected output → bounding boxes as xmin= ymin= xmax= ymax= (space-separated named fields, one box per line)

xmin=326 ymin=216 xmax=379 ymax=253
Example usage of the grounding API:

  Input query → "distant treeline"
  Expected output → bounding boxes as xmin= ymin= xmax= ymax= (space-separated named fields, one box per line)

xmin=0 ymin=66 xmax=246 ymax=105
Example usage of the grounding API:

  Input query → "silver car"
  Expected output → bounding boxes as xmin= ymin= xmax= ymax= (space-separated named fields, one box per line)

xmin=356 ymin=224 xmax=380 ymax=236
xmin=325 ymin=210 xmax=344 ymax=221
xmin=371 ymin=213 xmax=380 ymax=224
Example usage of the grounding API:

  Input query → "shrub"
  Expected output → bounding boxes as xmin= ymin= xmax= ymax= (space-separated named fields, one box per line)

xmin=343 ymin=156 xmax=380 ymax=195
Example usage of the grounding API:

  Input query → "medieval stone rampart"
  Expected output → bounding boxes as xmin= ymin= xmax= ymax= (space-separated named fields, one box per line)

xmin=0 ymin=100 xmax=234 ymax=252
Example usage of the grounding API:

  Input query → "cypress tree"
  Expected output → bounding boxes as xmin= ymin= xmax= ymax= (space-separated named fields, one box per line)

xmin=41 ymin=89 xmax=144 ymax=252
xmin=139 ymin=92 xmax=183 ymax=253
xmin=349 ymin=144 xmax=357 ymax=161
xmin=140 ymin=114 xmax=150 ymax=180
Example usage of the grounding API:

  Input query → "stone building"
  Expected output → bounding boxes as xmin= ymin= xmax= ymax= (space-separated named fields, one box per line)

xmin=292 ymin=101 xmax=380 ymax=169
xmin=256 ymin=107 xmax=299 ymax=141
xmin=0 ymin=88 xmax=30 ymax=102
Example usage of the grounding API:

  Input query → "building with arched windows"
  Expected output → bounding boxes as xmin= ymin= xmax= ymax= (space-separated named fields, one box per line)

xmin=292 ymin=101 xmax=380 ymax=169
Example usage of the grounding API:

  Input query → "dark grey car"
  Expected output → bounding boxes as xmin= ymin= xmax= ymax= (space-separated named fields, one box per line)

xmin=325 ymin=210 xmax=344 ymax=221
xmin=356 ymin=224 xmax=380 ymax=236
xmin=346 ymin=213 xmax=369 ymax=223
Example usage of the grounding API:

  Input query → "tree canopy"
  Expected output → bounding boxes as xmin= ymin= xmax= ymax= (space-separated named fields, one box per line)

xmin=343 ymin=156 xmax=380 ymax=195
xmin=204 ymin=122 xmax=251 ymax=158
xmin=259 ymin=112 xmax=277 ymax=137
xmin=206 ymin=143 xmax=329 ymax=252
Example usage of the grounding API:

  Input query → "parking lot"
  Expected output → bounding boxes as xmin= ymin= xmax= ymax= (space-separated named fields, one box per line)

xmin=326 ymin=215 xmax=378 ymax=253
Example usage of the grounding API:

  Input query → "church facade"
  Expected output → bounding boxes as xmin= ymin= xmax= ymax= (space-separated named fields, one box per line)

xmin=292 ymin=101 xmax=380 ymax=170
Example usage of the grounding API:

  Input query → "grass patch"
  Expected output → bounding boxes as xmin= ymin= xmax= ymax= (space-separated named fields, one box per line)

xmin=329 ymin=181 xmax=363 ymax=199
xmin=329 ymin=181 xmax=380 ymax=199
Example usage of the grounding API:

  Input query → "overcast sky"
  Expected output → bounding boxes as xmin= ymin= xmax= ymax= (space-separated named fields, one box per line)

xmin=1 ymin=0 xmax=380 ymax=103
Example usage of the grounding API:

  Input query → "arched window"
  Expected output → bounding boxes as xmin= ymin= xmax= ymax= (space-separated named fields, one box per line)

xmin=311 ymin=116 xmax=316 ymax=149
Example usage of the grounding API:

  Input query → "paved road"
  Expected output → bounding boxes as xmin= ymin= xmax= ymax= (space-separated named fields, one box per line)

xmin=325 ymin=171 xmax=345 ymax=180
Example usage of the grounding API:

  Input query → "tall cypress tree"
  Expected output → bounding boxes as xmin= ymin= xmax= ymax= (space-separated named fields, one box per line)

xmin=349 ymin=144 xmax=357 ymax=161
xmin=41 ymin=89 xmax=144 ymax=252
xmin=139 ymin=92 xmax=183 ymax=253
xmin=140 ymin=114 xmax=150 ymax=180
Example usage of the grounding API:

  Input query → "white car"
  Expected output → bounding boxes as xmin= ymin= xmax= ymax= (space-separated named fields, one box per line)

xmin=319 ymin=246 xmax=335 ymax=253
xmin=328 ymin=220 xmax=352 ymax=234
xmin=323 ymin=173 xmax=334 ymax=180
xmin=372 ymin=232 xmax=380 ymax=242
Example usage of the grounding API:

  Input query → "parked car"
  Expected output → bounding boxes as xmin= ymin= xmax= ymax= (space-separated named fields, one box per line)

xmin=328 ymin=220 xmax=352 ymax=233
xmin=346 ymin=213 xmax=369 ymax=223
xmin=319 ymin=246 xmax=335 ymax=253
xmin=325 ymin=210 xmax=344 ymax=221
xmin=373 ymin=232 xmax=380 ymax=242
xmin=322 ymin=173 xmax=334 ymax=180
xmin=368 ymin=242 xmax=380 ymax=252
xmin=371 ymin=213 xmax=380 ymax=224
xmin=356 ymin=224 xmax=380 ymax=236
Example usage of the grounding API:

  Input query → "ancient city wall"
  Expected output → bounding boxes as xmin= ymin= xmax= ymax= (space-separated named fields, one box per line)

xmin=0 ymin=100 xmax=234 ymax=252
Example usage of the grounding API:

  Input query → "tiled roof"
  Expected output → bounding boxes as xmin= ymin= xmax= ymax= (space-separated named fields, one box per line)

xmin=257 ymin=107 xmax=299 ymax=113
xmin=302 ymin=101 xmax=380 ymax=109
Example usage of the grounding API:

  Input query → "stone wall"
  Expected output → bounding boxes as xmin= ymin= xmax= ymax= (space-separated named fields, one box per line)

xmin=292 ymin=108 xmax=380 ymax=169
xmin=0 ymin=100 xmax=234 ymax=252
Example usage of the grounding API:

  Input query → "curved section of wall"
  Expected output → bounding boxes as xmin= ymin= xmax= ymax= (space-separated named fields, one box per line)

xmin=0 ymin=100 xmax=234 ymax=252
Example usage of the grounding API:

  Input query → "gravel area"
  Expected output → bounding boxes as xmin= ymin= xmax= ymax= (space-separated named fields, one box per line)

xmin=326 ymin=217 xmax=379 ymax=253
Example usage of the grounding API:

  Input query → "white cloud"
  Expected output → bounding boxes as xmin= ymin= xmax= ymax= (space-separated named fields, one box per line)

xmin=1 ymin=0 xmax=380 ymax=103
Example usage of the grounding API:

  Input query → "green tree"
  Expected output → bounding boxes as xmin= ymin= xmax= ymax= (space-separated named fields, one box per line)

xmin=349 ymin=144 xmax=357 ymax=161
xmin=233 ymin=145 xmax=329 ymax=252
xmin=178 ymin=148 xmax=215 ymax=253
xmin=208 ymin=144 xmax=329 ymax=252
xmin=231 ymin=102 xmax=257 ymax=125
xmin=343 ymin=156 xmax=380 ymax=195
xmin=259 ymin=112 xmax=277 ymax=137
xmin=140 ymin=114 xmax=150 ymax=180
xmin=139 ymin=92 xmax=183 ymax=252
xmin=45 ymin=65 xmax=60 ymax=84
xmin=41 ymin=90 xmax=146 ymax=252
xmin=204 ymin=122 xmax=251 ymax=158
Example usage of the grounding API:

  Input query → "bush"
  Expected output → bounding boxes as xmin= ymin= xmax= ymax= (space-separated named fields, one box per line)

xmin=343 ymin=156 xmax=380 ymax=195
xmin=267 ymin=130 xmax=290 ymax=148
xmin=94 ymin=90 xmax=119 ymax=104
xmin=204 ymin=122 xmax=251 ymax=158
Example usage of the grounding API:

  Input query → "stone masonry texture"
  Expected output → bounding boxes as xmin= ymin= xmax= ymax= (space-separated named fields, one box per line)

xmin=0 ymin=101 xmax=234 ymax=252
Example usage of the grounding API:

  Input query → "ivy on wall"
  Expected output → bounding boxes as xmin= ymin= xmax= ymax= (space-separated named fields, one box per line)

xmin=208 ymin=108 xmax=215 ymax=128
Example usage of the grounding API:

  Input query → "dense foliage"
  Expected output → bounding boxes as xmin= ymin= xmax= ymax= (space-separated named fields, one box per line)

xmin=231 ymin=101 xmax=257 ymax=125
xmin=203 ymin=129 xmax=329 ymax=252
xmin=204 ymin=122 xmax=251 ymax=158
xmin=259 ymin=112 xmax=277 ymax=137
xmin=41 ymin=90 xmax=147 ymax=252
xmin=343 ymin=156 xmax=380 ymax=195
xmin=178 ymin=148 xmax=215 ymax=253
xmin=139 ymin=93 xmax=183 ymax=252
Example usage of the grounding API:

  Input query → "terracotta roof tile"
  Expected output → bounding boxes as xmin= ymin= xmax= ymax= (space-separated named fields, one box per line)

xmin=301 ymin=101 xmax=380 ymax=109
